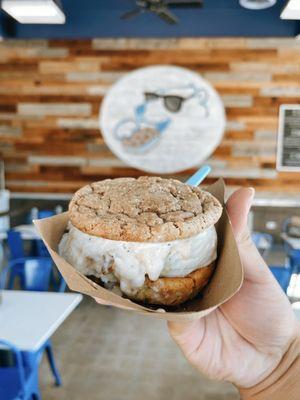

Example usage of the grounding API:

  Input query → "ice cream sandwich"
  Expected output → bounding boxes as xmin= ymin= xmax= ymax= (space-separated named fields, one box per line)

xmin=58 ymin=177 xmax=222 ymax=306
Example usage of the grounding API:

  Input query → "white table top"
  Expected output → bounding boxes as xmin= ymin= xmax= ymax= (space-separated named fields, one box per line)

xmin=0 ymin=224 xmax=40 ymax=241
xmin=282 ymin=234 xmax=300 ymax=250
xmin=0 ymin=290 xmax=82 ymax=351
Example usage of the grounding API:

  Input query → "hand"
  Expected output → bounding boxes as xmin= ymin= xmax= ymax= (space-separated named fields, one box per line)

xmin=168 ymin=188 xmax=299 ymax=388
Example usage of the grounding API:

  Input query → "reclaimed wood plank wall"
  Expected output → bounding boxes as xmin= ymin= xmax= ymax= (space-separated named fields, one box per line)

xmin=0 ymin=38 xmax=300 ymax=194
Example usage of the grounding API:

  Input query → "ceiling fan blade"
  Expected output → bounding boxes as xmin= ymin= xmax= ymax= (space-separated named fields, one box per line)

xmin=165 ymin=0 xmax=203 ymax=8
xmin=156 ymin=8 xmax=178 ymax=24
xmin=120 ymin=8 xmax=142 ymax=20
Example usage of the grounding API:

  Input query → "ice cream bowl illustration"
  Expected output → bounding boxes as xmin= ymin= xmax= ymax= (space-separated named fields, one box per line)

xmin=113 ymin=104 xmax=170 ymax=154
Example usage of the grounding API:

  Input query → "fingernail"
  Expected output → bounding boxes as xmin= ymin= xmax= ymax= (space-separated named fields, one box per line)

xmin=248 ymin=187 xmax=255 ymax=197
xmin=246 ymin=187 xmax=255 ymax=208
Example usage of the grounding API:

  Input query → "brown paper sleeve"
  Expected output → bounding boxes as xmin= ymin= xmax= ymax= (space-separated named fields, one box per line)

xmin=34 ymin=178 xmax=244 ymax=321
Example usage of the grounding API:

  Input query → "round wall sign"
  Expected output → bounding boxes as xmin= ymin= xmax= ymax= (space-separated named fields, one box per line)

xmin=100 ymin=65 xmax=226 ymax=174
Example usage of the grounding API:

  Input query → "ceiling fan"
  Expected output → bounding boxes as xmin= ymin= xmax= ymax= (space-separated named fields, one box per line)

xmin=120 ymin=0 xmax=203 ymax=25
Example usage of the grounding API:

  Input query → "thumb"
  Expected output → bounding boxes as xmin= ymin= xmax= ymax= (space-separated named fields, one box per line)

xmin=226 ymin=187 xmax=254 ymax=244
xmin=226 ymin=187 xmax=272 ymax=283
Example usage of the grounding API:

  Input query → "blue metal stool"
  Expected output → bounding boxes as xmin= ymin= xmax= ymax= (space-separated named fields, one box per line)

xmin=0 ymin=340 xmax=40 ymax=400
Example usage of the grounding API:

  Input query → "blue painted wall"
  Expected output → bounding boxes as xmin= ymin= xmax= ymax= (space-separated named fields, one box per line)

xmin=1 ymin=0 xmax=299 ymax=38
xmin=0 ymin=11 xmax=16 ymax=37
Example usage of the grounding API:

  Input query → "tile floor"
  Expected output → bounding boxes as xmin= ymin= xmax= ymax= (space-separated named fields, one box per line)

xmin=40 ymin=297 xmax=239 ymax=400
xmin=2 ymin=245 xmax=286 ymax=399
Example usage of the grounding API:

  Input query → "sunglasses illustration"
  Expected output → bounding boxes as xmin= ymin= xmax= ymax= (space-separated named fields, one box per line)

xmin=144 ymin=92 xmax=194 ymax=113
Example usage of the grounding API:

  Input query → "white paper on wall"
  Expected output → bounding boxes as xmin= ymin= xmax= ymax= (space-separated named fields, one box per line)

xmin=100 ymin=65 xmax=226 ymax=174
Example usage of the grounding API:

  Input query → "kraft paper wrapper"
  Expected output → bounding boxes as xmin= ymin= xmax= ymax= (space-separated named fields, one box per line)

xmin=34 ymin=178 xmax=243 ymax=322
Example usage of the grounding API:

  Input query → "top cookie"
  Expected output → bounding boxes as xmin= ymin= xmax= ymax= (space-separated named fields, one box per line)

xmin=69 ymin=177 xmax=222 ymax=242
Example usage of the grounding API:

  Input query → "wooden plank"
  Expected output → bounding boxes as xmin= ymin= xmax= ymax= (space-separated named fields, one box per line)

xmin=0 ymin=38 xmax=298 ymax=194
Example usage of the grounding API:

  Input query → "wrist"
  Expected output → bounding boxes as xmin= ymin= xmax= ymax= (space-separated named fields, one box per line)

xmin=238 ymin=324 xmax=300 ymax=400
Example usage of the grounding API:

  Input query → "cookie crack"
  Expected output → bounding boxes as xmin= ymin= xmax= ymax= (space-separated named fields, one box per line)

xmin=76 ymin=202 xmax=97 ymax=212
xmin=172 ymin=222 xmax=182 ymax=236
xmin=107 ymin=197 xmax=112 ymax=212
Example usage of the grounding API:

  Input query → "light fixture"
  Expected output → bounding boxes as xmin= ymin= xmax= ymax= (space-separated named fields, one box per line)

xmin=281 ymin=0 xmax=300 ymax=19
xmin=239 ymin=0 xmax=277 ymax=10
xmin=2 ymin=0 xmax=66 ymax=24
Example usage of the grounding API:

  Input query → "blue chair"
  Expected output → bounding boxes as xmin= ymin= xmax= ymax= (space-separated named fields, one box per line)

xmin=6 ymin=231 xmax=26 ymax=289
xmin=23 ymin=258 xmax=53 ymax=291
xmin=269 ymin=266 xmax=292 ymax=293
xmin=0 ymin=340 xmax=40 ymax=400
xmin=55 ymin=272 xmax=67 ymax=293
xmin=7 ymin=230 xmax=25 ymax=260
xmin=38 ymin=210 xmax=54 ymax=219
xmin=32 ymin=244 xmax=66 ymax=292
xmin=35 ymin=239 xmax=50 ymax=257
xmin=35 ymin=243 xmax=67 ymax=292
xmin=251 ymin=232 xmax=273 ymax=257
xmin=2 ymin=253 xmax=66 ymax=292
xmin=252 ymin=232 xmax=293 ymax=293
xmin=2 ymin=257 xmax=51 ymax=291
xmin=27 ymin=208 xmax=54 ymax=225
xmin=282 ymin=217 xmax=300 ymax=274
xmin=30 ymin=241 xmax=66 ymax=291
xmin=0 ymin=258 xmax=62 ymax=387
xmin=0 ymin=266 xmax=8 ymax=290
xmin=33 ymin=210 xmax=54 ymax=258
xmin=26 ymin=209 xmax=54 ymax=258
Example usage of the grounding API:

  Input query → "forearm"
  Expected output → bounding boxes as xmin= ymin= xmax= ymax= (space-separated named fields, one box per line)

xmin=239 ymin=328 xmax=300 ymax=400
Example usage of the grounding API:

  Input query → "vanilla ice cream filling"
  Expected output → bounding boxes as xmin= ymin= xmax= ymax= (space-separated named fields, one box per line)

xmin=59 ymin=223 xmax=217 ymax=295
